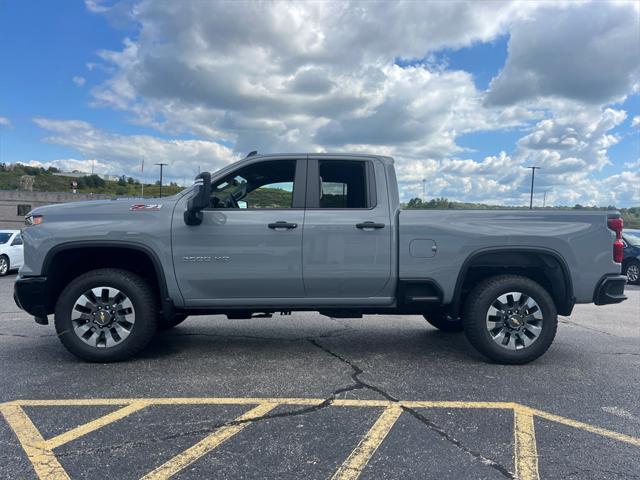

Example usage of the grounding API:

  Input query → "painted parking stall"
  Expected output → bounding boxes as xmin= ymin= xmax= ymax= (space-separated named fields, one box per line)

xmin=0 ymin=276 xmax=638 ymax=479
xmin=2 ymin=397 xmax=640 ymax=480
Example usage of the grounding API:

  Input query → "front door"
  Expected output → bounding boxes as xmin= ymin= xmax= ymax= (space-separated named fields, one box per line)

xmin=302 ymin=157 xmax=393 ymax=299
xmin=172 ymin=158 xmax=306 ymax=306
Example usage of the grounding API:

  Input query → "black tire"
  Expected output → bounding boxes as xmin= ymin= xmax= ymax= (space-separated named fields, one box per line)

xmin=623 ymin=260 xmax=640 ymax=285
xmin=158 ymin=314 xmax=189 ymax=330
xmin=423 ymin=312 xmax=463 ymax=332
xmin=463 ymin=275 xmax=557 ymax=364
xmin=0 ymin=255 xmax=9 ymax=277
xmin=54 ymin=268 xmax=157 ymax=362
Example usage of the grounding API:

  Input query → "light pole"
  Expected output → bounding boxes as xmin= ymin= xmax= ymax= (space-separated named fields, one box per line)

xmin=526 ymin=166 xmax=540 ymax=209
xmin=155 ymin=163 xmax=168 ymax=197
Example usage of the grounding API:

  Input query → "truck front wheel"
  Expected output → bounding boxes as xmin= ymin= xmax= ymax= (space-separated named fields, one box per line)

xmin=54 ymin=268 xmax=157 ymax=362
xmin=462 ymin=275 xmax=557 ymax=364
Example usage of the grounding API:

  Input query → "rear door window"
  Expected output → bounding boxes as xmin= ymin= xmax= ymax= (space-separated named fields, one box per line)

xmin=318 ymin=160 xmax=372 ymax=209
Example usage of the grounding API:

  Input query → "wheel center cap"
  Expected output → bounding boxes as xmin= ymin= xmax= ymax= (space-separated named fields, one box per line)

xmin=508 ymin=315 xmax=523 ymax=329
xmin=95 ymin=310 xmax=112 ymax=326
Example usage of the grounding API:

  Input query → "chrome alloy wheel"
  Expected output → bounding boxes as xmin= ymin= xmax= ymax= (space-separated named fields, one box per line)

xmin=627 ymin=264 xmax=639 ymax=283
xmin=485 ymin=291 xmax=543 ymax=350
xmin=0 ymin=257 xmax=7 ymax=275
xmin=72 ymin=287 xmax=136 ymax=348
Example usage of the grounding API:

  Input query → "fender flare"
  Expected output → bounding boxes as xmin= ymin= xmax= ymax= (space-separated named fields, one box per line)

xmin=42 ymin=240 xmax=170 ymax=302
xmin=450 ymin=246 xmax=575 ymax=316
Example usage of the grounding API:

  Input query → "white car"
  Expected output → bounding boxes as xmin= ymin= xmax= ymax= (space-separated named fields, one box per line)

xmin=0 ymin=230 xmax=24 ymax=276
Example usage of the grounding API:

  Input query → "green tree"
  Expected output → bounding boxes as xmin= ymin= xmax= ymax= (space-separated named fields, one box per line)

xmin=406 ymin=197 xmax=423 ymax=208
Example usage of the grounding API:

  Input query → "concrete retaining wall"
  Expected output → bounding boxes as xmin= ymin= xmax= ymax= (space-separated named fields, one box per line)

xmin=0 ymin=191 xmax=112 ymax=229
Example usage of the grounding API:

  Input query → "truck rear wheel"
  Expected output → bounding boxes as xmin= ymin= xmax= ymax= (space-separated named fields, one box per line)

xmin=54 ymin=268 xmax=157 ymax=362
xmin=462 ymin=275 xmax=557 ymax=364
xmin=423 ymin=312 xmax=463 ymax=332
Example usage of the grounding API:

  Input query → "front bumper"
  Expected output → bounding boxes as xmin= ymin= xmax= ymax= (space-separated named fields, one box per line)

xmin=14 ymin=276 xmax=49 ymax=323
xmin=593 ymin=275 xmax=627 ymax=305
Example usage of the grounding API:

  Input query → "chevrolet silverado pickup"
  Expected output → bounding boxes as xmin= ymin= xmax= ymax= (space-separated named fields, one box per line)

xmin=14 ymin=153 xmax=627 ymax=363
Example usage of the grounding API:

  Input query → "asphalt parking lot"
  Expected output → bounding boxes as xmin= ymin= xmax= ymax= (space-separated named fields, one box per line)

xmin=0 ymin=273 xmax=638 ymax=480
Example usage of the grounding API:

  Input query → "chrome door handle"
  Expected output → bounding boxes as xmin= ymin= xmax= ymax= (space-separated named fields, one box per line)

xmin=268 ymin=221 xmax=298 ymax=230
xmin=356 ymin=222 xmax=385 ymax=229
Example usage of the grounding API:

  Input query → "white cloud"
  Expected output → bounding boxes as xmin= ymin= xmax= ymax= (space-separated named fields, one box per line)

xmin=72 ymin=76 xmax=86 ymax=87
xmin=32 ymin=118 xmax=238 ymax=184
xmin=84 ymin=0 xmax=109 ymax=14
xmin=632 ymin=116 xmax=640 ymax=128
xmin=0 ymin=116 xmax=11 ymax=127
xmin=71 ymin=0 xmax=640 ymax=206
xmin=26 ymin=158 xmax=116 ymax=175
xmin=516 ymin=107 xmax=627 ymax=173
xmin=88 ymin=0 xmax=539 ymax=153
xmin=486 ymin=2 xmax=640 ymax=105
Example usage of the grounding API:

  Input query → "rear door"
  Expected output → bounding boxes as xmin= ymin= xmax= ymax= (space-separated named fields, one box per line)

xmin=302 ymin=157 xmax=393 ymax=299
xmin=172 ymin=158 xmax=307 ymax=305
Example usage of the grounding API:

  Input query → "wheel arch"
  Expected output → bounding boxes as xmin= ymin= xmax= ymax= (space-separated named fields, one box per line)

xmin=451 ymin=247 xmax=575 ymax=317
xmin=42 ymin=241 xmax=171 ymax=316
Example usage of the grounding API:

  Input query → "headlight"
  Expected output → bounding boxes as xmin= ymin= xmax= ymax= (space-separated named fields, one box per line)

xmin=25 ymin=215 xmax=44 ymax=226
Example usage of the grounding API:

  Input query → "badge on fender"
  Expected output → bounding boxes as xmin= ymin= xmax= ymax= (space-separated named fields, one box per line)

xmin=129 ymin=204 xmax=163 ymax=211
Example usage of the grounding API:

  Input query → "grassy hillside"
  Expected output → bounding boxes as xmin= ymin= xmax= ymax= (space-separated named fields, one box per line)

xmin=0 ymin=163 xmax=184 ymax=197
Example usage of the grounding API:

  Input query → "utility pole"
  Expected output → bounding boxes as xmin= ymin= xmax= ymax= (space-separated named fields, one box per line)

xmin=526 ymin=166 xmax=541 ymax=209
xmin=543 ymin=190 xmax=550 ymax=208
xmin=155 ymin=162 xmax=168 ymax=197
xmin=141 ymin=156 xmax=145 ymax=198
xmin=422 ymin=178 xmax=426 ymax=202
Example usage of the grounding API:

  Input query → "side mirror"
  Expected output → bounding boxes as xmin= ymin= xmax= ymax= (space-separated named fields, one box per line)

xmin=184 ymin=172 xmax=211 ymax=226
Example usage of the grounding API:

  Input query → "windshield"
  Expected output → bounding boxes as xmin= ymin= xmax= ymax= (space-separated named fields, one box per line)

xmin=0 ymin=233 xmax=12 ymax=244
xmin=624 ymin=233 xmax=640 ymax=247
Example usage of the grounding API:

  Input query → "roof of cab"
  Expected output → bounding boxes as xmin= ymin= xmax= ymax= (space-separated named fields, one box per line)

xmin=244 ymin=153 xmax=395 ymax=165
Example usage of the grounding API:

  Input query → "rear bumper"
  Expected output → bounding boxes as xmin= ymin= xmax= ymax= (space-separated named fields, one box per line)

xmin=593 ymin=274 xmax=627 ymax=305
xmin=14 ymin=275 xmax=49 ymax=323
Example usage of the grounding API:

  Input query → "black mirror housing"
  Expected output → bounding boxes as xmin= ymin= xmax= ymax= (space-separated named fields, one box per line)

xmin=184 ymin=172 xmax=211 ymax=226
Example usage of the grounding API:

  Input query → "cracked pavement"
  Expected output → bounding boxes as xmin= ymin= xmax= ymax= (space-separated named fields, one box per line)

xmin=0 ymin=274 xmax=638 ymax=479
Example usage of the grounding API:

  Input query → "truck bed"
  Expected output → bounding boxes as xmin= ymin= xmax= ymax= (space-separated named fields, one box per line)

xmin=398 ymin=209 xmax=618 ymax=304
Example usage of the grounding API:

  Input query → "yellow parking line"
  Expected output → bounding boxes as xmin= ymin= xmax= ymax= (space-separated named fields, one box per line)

xmin=140 ymin=402 xmax=279 ymax=480
xmin=3 ymin=398 xmax=519 ymax=409
xmin=514 ymin=407 xmax=540 ymax=480
xmin=2 ymin=397 xmax=638 ymax=480
xmin=331 ymin=405 xmax=403 ymax=480
xmin=0 ymin=404 xmax=69 ymax=480
xmin=528 ymin=407 xmax=640 ymax=448
xmin=3 ymin=397 xmax=324 ymax=407
xmin=400 ymin=401 xmax=517 ymax=410
xmin=44 ymin=401 xmax=149 ymax=450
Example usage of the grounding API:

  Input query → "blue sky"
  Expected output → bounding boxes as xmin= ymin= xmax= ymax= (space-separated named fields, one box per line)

xmin=0 ymin=1 xmax=638 ymax=206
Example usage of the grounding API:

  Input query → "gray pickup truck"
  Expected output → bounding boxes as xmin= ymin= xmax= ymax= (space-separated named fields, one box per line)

xmin=14 ymin=153 xmax=627 ymax=364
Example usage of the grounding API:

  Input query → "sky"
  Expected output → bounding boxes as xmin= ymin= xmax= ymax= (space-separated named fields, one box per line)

xmin=0 ymin=0 xmax=638 ymax=207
